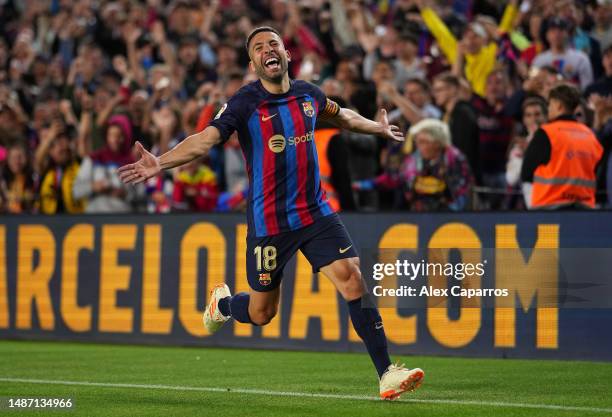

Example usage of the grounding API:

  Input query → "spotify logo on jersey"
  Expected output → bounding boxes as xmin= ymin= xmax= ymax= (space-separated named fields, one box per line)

xmin=268 ymin=131 xmax=314 ymax=153
xmin=268 ymin=134 xmax=286 ymax=153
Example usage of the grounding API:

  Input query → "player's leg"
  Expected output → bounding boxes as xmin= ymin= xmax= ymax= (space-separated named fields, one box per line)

xmin=319 ymin=257 xmax=423 ymax=398
xmin=204 ymin=233 xmax=292 ymax=331
xmin=301 ymin=214 xmax=424 ymax=399
xmin=319 ymin=256 xmax=392 ymax=379
xmin=247 ymin=287 xmax=280 ymax=325
xmin=215 ymin=285 xmax=280 ymax=325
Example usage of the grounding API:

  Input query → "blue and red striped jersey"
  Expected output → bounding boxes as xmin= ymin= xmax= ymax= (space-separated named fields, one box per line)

xmin=209 ymin=80 xmax=340 ymax=237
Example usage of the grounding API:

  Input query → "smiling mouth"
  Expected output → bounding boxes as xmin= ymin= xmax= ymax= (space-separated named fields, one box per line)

xmin=263 ymin=56 xmax=281 ymax=71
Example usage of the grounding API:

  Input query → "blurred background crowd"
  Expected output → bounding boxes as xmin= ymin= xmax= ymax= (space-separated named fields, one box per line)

xmin=1 ymin=0 xmax=611 ymax=214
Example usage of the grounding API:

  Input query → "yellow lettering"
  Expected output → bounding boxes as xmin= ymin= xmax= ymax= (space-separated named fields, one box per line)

xmin=99 ymin=225 xmax=136 ymax=333
xmin=495 ymin=224 xmax=559 ymax=349
xmin=289 ymin=252 xmax=339 ymax=341
xmin=16 ymin=225 xmax=55 ymax=330
xmin=141 ymin=225 xmax=173 ymax=334
xmin=61 ymin=224 xmax=93 ymax=332
xmin=179 ymin=223 xmax=226 ymax=337
xmin=427 ymin=223 xmax=481 ymax=348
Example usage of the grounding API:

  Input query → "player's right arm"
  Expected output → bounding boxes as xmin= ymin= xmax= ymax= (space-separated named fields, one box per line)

xmin=118 ymin=125 xmax=222 ymax=185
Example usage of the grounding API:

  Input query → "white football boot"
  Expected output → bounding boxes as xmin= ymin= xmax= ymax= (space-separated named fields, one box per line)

xmin=379 ymin=364 xmax=424 ymax=400
xmin=203 ymin=283 xmax=231 ymax=333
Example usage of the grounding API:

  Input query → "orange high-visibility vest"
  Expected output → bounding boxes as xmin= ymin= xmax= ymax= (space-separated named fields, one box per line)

xmin=314 ymin=128 xmax=341 ymax=211
xmin=531 ymin=120 xmax=602 ymax=209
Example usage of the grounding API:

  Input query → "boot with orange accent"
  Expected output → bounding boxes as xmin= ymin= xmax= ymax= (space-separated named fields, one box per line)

xmin=379 ymin=364 xmax=424 ymax=400
xmin=203 ymin=283 xmax=231 ymax=333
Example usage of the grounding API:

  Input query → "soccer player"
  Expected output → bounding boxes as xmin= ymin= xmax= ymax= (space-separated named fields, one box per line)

xmin=118 ymin=26 xmax=424 ymax=400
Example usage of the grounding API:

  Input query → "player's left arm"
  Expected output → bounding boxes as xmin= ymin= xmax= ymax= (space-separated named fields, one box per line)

xmin=321 ymin=99 xmax=404 ymax=142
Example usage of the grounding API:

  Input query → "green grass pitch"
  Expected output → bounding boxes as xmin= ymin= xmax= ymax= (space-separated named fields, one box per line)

xmin=0 ymin=340 xmax=611 ymax=417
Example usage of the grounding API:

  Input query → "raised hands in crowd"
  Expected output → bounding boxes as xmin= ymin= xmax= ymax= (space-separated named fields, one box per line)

xmin=0 ymin=0 xmax=611 ymax=214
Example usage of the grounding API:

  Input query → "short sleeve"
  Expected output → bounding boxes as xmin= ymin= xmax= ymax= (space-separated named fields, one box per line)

xmin=308 ymin=83 xmax=340 ymax=119
xmin=208 ymin=95 xmax=243 ymax=144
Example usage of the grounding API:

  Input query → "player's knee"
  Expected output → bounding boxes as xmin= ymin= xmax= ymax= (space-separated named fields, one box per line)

xmin=339 ymin=262 xmax=364 ymax=300
xmin=250 ymin=306 xmax=277 ymax=326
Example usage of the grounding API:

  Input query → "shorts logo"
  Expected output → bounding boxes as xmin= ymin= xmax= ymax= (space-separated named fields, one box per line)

xmin=268 ymin=134 xmax=286 ymax=153
xmin=339 ymin=245 xmax=352 ymax=254
xmin=258 ymin=273 xmax=272 ymax=286
xmin=302 ymin=101 xmax=315 ymax=117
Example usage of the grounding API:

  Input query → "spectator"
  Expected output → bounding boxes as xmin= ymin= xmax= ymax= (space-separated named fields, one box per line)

xmin=585 ymin=43 xmax=612 ymax=99
xmin=432 ymin=72 xmax=481 ymax=183
xmin=520 ymin=12 xmax=545 ymax=67
xmin=1 ymin=0 xmax=611 ymax=214
xmin=364 ymin=32 xmax=425 ymax=89
xmin=415 ymin=0 xmax=518 ymax=96
xmin=591 ymin=1 xmax=612 ymax=48
xmin=506 ymin=97 xmax=548 ymax=206
xmin=532 ymin=17 xmax=594 ymax=89
xmin=0 ymin=142 xmax=35 ymax=213
xmin=354 ymin=119 xmax=473 ymax=211
xmin=35 ymin=121 xmax=85 ymax=214
xmin=144 ymin=171 xmax=174 ymax=214
xmin=507 ymin=65 xmax=563 ymax=120
xmin=566 ymin=1 xmax=603 ymax=79
xmin=471 ymin=69 xmax=515 ymax=208
xmin=343 ymin=87 xmax=385 ymax=211
xmin=521 ymin=84 xmax=603 ymax=209
xmin=73 ymin=115 xmax=142 ymax=213
xmin=574 ymin=98 xmax=595 ymax=128
xmin=224 ymin=134 xmax=248 ymax=193
xmin=332 ymin=57 xmax=361 ymax=104
xmin=380 ymin=78 xmax=441 ymax=127
xmin=172 ymin=157 xmax=219 ymax=212
xmin=591 ymin=93 xmax=612 ymax=206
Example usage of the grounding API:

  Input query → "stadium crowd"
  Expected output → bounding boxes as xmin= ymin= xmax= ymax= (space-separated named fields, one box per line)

xmin=0 ymin=0 xmax=611 ymax=214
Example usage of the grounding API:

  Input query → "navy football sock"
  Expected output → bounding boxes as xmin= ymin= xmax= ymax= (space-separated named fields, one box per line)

xmin=218 ymin=297 xmax=231 ymax=317
xmin=348 ymin=297 xmax=392 ymax=378
xmin=220 ymin=292 xmax=253 ymax=324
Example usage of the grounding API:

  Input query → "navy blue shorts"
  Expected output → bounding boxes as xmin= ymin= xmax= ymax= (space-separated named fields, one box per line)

xmin=246 ymin=213 xmax=358 ymax=292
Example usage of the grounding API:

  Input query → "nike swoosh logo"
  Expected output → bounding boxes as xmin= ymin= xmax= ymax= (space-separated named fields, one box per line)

xmin=375 ymin=322 xmax=383 ymax=330
xmin=339 ymin=245 xmax=352 ymax=254
xmin=261 ymin=113 xmax=277 ymax=122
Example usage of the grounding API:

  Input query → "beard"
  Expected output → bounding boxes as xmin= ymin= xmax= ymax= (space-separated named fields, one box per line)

xmin=255 ymin=54 xmax=289 ymax=84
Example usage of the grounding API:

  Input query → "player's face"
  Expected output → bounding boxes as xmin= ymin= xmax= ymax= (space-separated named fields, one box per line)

xmin=248 ymin=31 xmax=290 ymax=83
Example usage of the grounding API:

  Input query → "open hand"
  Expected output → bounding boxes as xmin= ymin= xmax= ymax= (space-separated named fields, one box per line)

xmin=117 ymin=142 xmax=161 ymax=184
xmin=378 ymin=109 xmax=404 ymax=142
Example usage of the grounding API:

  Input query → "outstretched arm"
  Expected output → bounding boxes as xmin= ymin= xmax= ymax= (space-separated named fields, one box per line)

xmin=118 ymin=125 xmax=222 ymax=184
xmin=326 ymin=107 xmax=404 ymax=142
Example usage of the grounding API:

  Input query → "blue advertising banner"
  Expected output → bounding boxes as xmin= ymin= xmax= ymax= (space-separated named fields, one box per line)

xmin=1 ymin=211 xmax=611 ymax=360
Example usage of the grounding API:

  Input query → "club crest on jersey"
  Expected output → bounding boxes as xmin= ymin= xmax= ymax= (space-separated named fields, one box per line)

xmin=302 ymin=101 xmax=315 ymax=117
xmin=258 ymin=273 xmax=271 ymax=286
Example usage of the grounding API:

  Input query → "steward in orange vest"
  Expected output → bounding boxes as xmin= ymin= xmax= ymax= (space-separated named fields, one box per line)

xmin=314 ymin=121 xmax=356 ymax=211
xmin=522 ymin=118 xmax=602 ymax=209
xmin=522 ymin=84 xmax=603 ymax=209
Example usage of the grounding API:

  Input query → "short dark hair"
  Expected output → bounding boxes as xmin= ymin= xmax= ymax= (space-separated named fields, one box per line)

xmin=434 ymin=72 xmax=460 ymax=89
xmin=522 ymin=96 xmax=547 ymax=115
xmin=548 ymin=84 xmax=581 ymax=113
xmin=245 ymin=26 xmax=282 ymax=52
xmin=405 ymin=77 xmax=430 ymax=93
